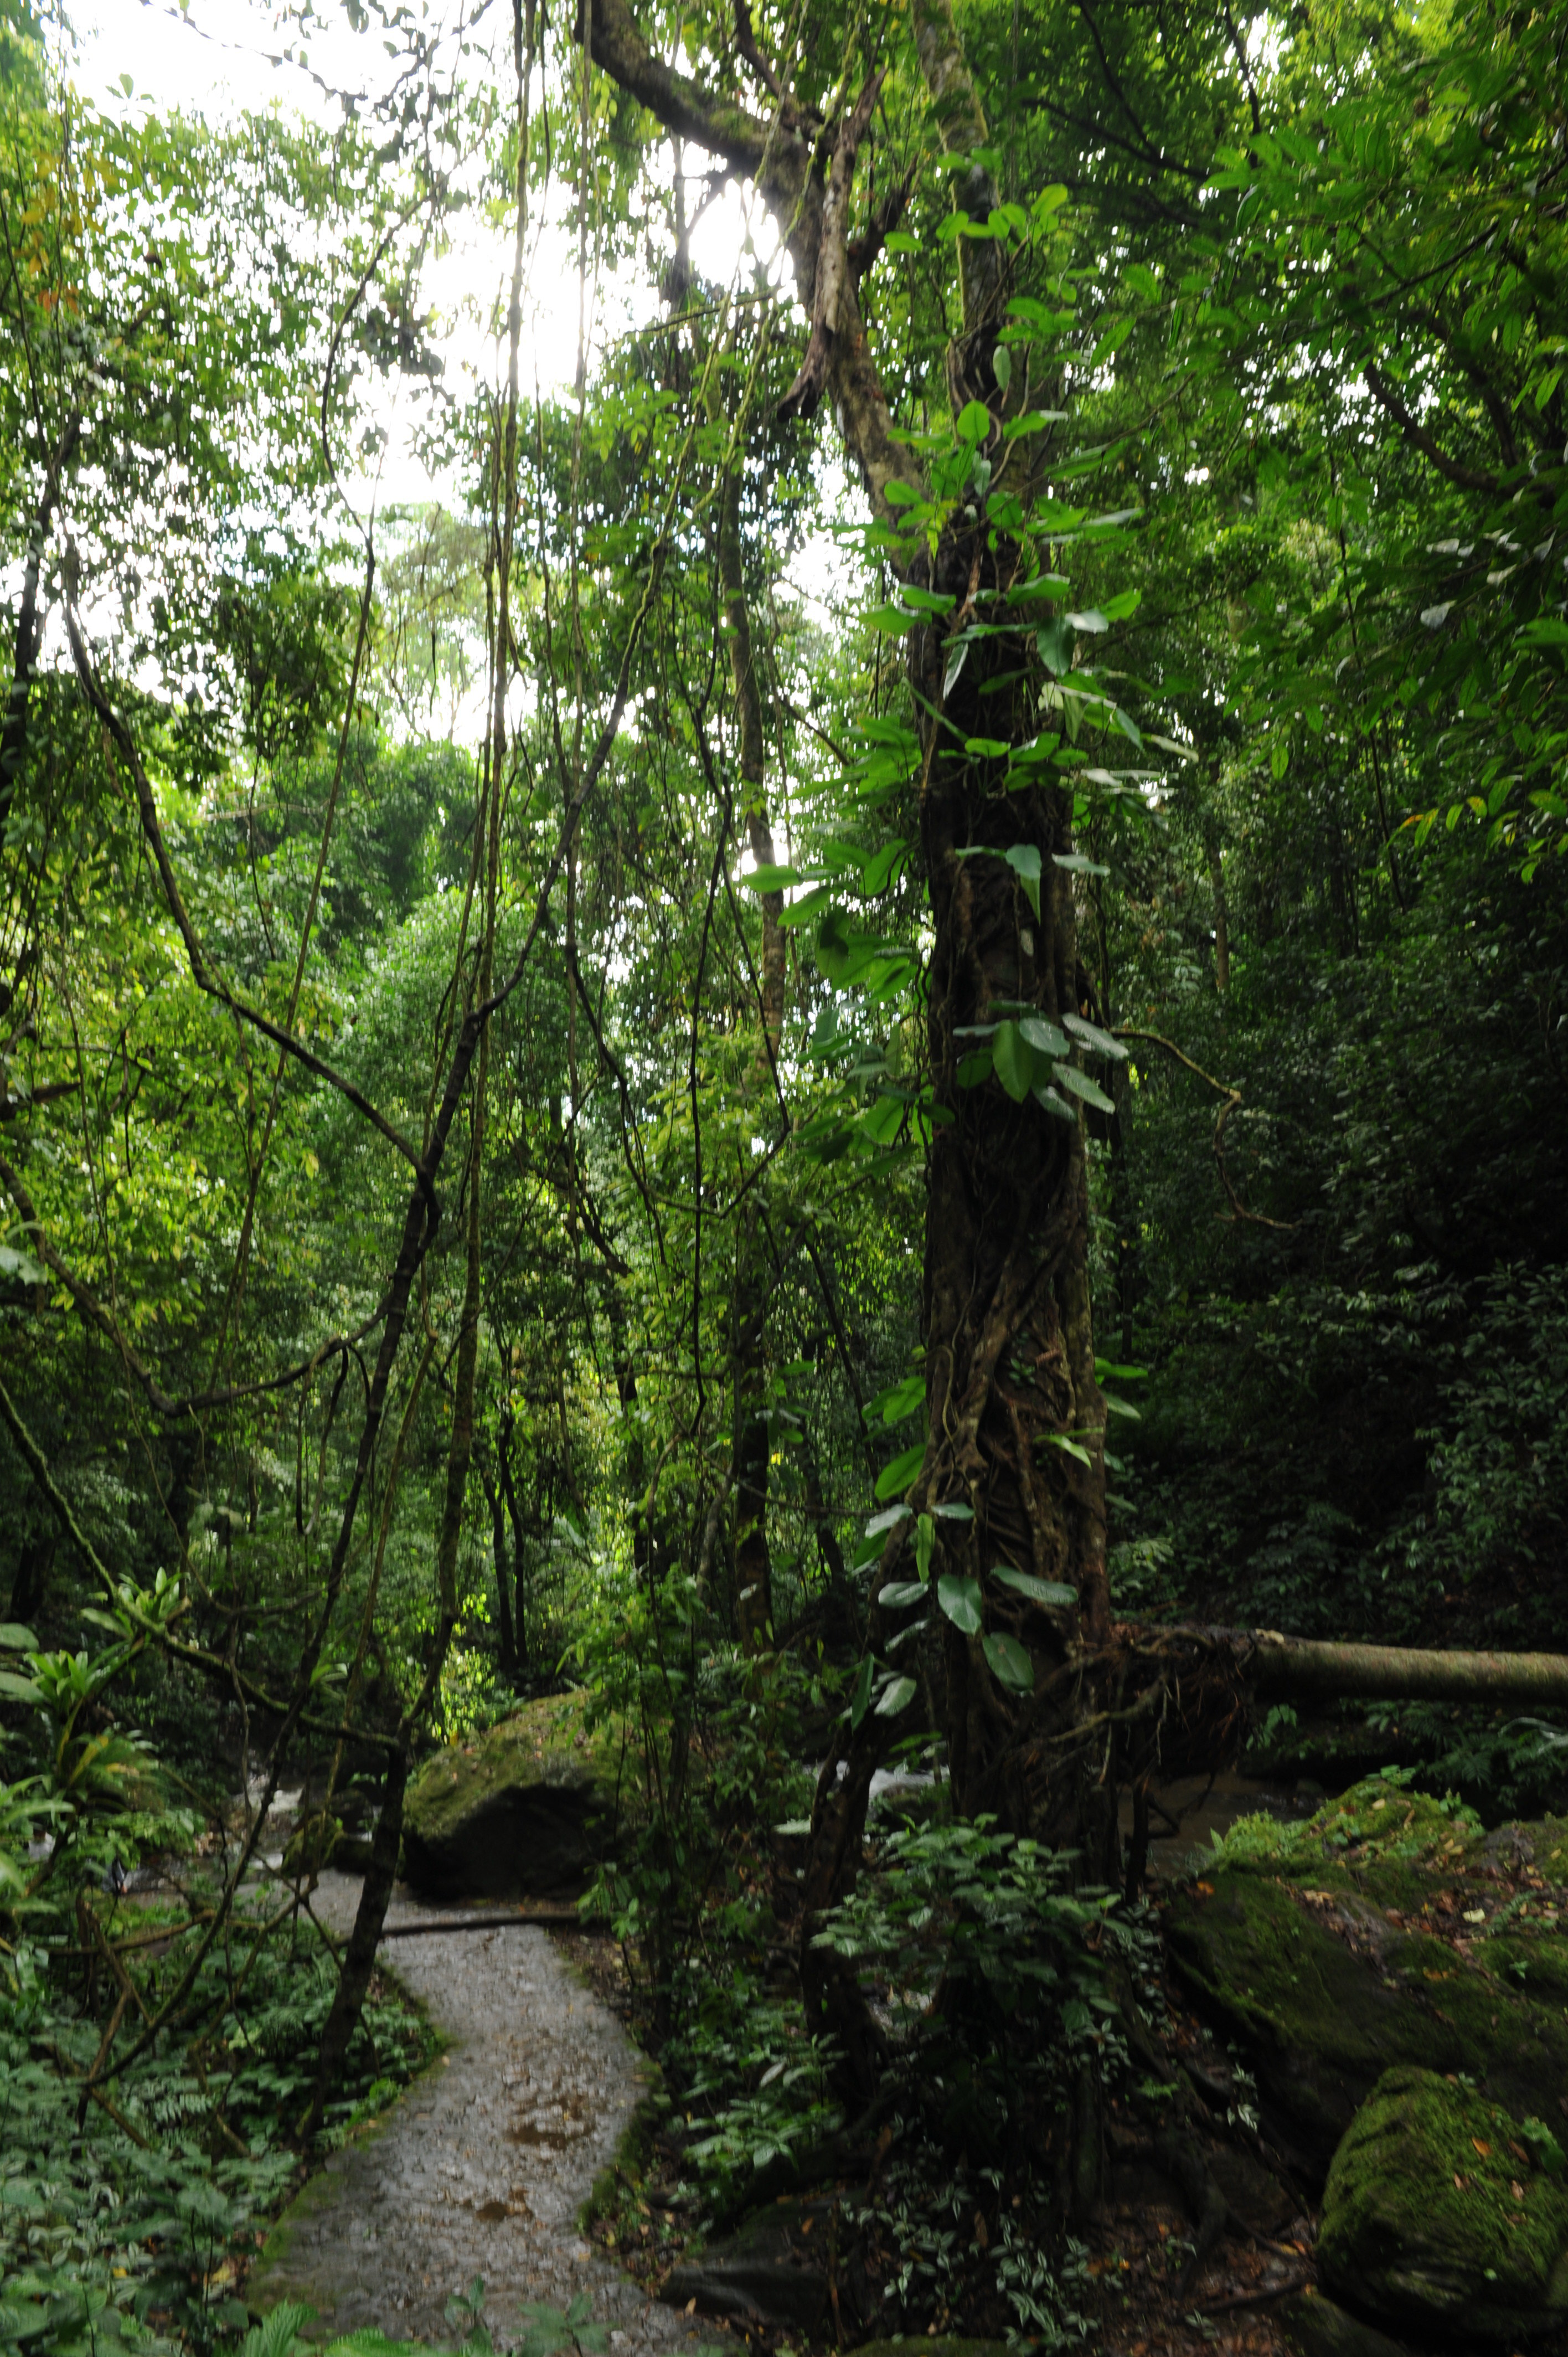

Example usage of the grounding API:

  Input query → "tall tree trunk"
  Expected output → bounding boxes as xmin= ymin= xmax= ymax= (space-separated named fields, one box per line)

xmin=8 ymin=1523 xmax=54 ymax=1624
xmin=482 ymin=1458 xmax=518 ymax=1678
xmin=496 ymin=1405 xmax=530 ymax=1670
xmin=297 ymin=1739 xmax=408 ymax=2139
xmin=1211 ymin=850 xmax=1230 ymax=993
xmin=716 ymin=462 xmax=783 ymax=1657
xmin=1 ymin=410 xmax=81 ymax=840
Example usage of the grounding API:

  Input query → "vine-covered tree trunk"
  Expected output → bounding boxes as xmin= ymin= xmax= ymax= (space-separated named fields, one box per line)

xmin=915 ymin=570 xmax=1113 ymax=1847
xmin=581 ymin=0 xmax=1120 ymax=2076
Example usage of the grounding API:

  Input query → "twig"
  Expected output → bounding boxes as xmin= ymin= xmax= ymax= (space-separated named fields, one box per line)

xmin=1193 ymin=2272 xmax=1310 ymax=2315
xmin=1114 ymin=1027 xmax=1296 ymax=1231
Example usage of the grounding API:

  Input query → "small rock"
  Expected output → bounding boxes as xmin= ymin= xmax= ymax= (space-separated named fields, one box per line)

xmin=1318 ymin=2065 xmax=1568 ymax=2343
xmin=1280 ymin=2288 xmax=1410 ymax=2355
xmin=663 ymin=2201 xmax=833 ymax=2333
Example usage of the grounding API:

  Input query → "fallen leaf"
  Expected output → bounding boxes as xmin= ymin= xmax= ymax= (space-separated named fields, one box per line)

xmin=1473 ymin=2138 xmax=1492 ymax=2158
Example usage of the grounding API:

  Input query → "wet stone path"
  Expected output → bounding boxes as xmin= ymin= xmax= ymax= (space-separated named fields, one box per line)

xmin=248 ymin=1874 xmax=716 ymax=2353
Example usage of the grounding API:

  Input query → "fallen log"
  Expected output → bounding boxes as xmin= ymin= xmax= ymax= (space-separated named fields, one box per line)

xmin=372 ymin=1909 xmax=604 ymax=1939
xmin=1086 ymin=1624 xmax=1568 ymax=1810
xmin=1240 ymin=1630 xmax=1568 ymax=1710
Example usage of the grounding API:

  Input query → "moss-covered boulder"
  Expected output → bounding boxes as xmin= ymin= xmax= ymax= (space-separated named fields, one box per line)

xmin=1318 ymin=2067 xmax=1568 ymax=2343
xmin=1163 ymin=1776 xmax=1568 ymax=2165
xmin=401 ymin=1694 xmax=621 ymax=1900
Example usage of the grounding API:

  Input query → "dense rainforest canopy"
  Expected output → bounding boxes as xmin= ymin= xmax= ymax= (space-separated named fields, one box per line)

xmin=1 ymin=0 xmax=1565 ymax=2343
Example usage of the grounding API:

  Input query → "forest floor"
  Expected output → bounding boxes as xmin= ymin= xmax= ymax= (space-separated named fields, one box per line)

xmin=243 ymin=1874 xmax=731 ymax=2356
xmin=564 ymin=1929 xmax=1306 ymax=2357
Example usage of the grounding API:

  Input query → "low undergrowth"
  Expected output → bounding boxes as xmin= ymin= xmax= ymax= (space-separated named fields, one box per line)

xmin=0 ymin=1906 xmax=435 ymax=2357
xmin=1 ymin=1603 xmax=435 ymax=2357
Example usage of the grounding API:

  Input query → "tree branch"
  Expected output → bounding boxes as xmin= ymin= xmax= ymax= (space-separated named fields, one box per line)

xmin=779 ymin=69 xmax=884 ymax=423
xmin=576 ymin=0 xmax=777 ymax=186
xmin=1363 ymin=361 xmax=1503 ymax=497
xmin=65 ymin=606 xmax=427 ymax=1186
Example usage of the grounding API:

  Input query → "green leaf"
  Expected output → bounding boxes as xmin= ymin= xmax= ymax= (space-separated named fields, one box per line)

xmin=1052 ymin=1062 xmax=1116 ymax=1114
xmin=993 ymin=1568 xmax=1077 ymax=1608
xmin=955 ymin=400 xmax=992 ymax=445
xmin=937 ymin=1573 xmax=983 ymax=1634
xmin=849 ymin=1654 xmax=874 ymax=1728
xmin=1044 ymin=1432 xmax=1093 ymax=1467
xmin=865 ymin=1503 xmax=912 ymax=1537
xmin=914 ymin=1511 xmax=936 ymax=1581
xmin=897 ymin=584 xmax=958 ymax=614
xmin=1005 ymin=843 xmax=1042 ymax=917
xmin=982 ymin=1632 xmax=1035 ymax=1692
xmin=0 ymin=1624 xmax=38 ymax=1651
xmin=875 ymin=1675 xmax=918 ymax=1717
xmin=874 ymin=1443 xmax=926 ymax=1500
xmin=1036 ymin=618 xmax=1074 ymax=677
xmin=992 ymin=1020 xmax=1035 ymax=1102
xmin=1063 ymin=1012 xmax=1128 ymax=1060
xmin=866 ymin=1373 xmax=925 ymax=1425
xmin=1102 ymin=1392 xmax=1142 ymax=1419
xmin=944 ymin=638 xmax=971 ymax=697
xmin=0 ymin=1671 xmax=42 ymax=1704
xmin=1066 ymin=608 xmax=1109 ymax=632
xmin=879 ymin=1581 xmax=927 ymax=1609
xmin=932 ymin=1501 xmax=974 ymax=1522
xmin=1033 ymin=1083 xmax=1077 ymax=1122
xmin=744 ymin=863 xmax=800 ymax=892
xmin=1018 ymin=1014 xmax=1069 ymax=1059
xmin=1053 ymin=851 xmax=1109 ymax=876
xmin=1094 ymin=1360 xmax=1147 ymax=1382
xmin=992 ymin=342 xmax=1012 ymax=393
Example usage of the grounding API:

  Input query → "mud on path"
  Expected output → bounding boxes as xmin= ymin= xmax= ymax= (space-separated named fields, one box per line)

xmin=247 ymin=1872 xmax=722 ymax=2354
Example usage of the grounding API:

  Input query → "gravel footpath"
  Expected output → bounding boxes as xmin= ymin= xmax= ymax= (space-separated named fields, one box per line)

xmin=246 ymin=1873 xmax=721 ymax=2353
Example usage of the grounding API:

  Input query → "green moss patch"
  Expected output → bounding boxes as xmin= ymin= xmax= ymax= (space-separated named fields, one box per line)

xmin=1166 ymin=1777 xmax=1568 ymax=2163
xmin=1163 ymin=1869 xmax=1453 ymax=2158
xmin=403 ymin=1694 xmax=628 ymax=1900
xmin=1319 ymin=2066 xmax=1568 ymax=2343
xmin=405 ymin=1692 xmax=621 ymax=1842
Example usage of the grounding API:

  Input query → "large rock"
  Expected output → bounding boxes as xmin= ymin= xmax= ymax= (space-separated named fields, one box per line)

xmin=1318 ymin=2066 xmax=1568 ymax=2343
xmin=401 ymin=1695 xmax=620 ymax=1900
xmin=663 ymin=2199 xmax=834 ymax=2332
xmin=1163 ymin=1777 xmax=1568 ymax=2166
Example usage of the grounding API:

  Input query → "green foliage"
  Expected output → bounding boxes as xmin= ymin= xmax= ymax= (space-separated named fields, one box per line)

xmin=813 ymin=1817 xmax=1118 ymax=2075
xmin=228 ymin=2284 xmax=611 ymax=2357
xmin=0 ymin=1914 xmax=431 ymax=2357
